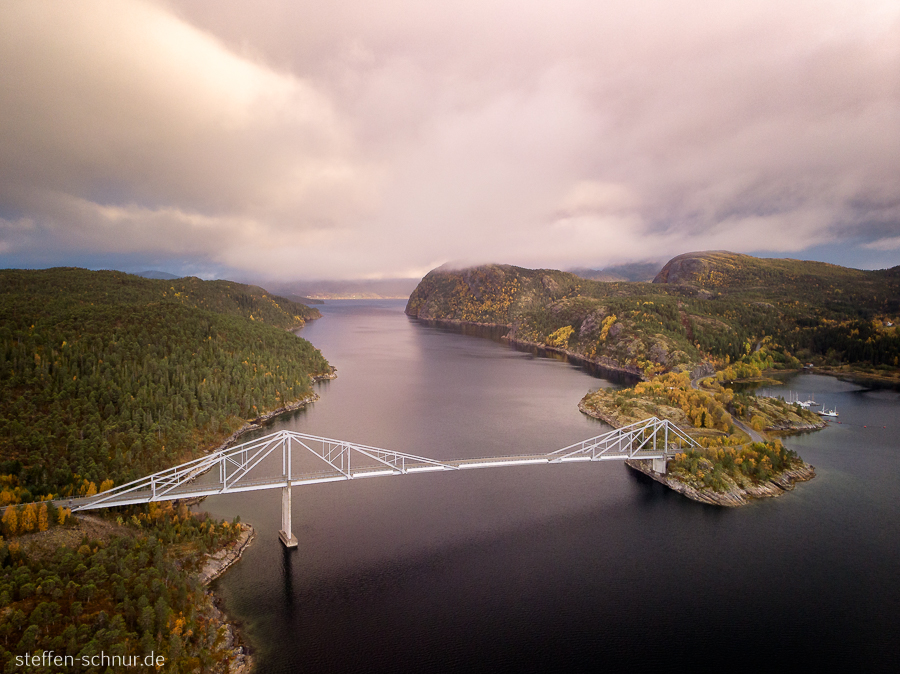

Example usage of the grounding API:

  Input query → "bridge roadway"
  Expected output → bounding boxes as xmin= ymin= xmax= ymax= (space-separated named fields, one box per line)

xmin=56 ymin=416 xmax=697 ymax=547
xmin=59 ymin=449 xmax=677 ymax=511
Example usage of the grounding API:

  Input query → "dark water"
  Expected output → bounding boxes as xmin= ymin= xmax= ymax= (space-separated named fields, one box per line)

xmin=201 ymin=301 xmax=900 ymax=672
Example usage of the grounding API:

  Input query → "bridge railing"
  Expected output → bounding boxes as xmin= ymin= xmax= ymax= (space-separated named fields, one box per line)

xmin=548 ymin=417 xmax=696 ymax=461
xmin=65 ymin=417 xmax=698 ymax=512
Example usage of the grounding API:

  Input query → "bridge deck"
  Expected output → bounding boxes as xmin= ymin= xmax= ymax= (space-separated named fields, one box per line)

xmin=58 ymin=417 xmax=696 ymax=513
xmin=59 ymin=449 xmax=671 ymax=511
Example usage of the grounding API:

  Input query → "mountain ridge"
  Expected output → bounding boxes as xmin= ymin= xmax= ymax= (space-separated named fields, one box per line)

xmin=406 ymin=251 xmax=900 ymax=379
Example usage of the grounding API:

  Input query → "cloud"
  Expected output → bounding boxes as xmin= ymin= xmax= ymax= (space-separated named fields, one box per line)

xmin=0 ymin=0 xmax=379 ymax=272
xmin=864 ymin=236 xmax=900 ymax=251
xmin=1 ymin=0 xmax=898 ymax=279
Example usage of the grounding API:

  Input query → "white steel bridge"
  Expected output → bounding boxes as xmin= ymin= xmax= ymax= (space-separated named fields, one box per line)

xmin=61 ymin=417 xmax=696 ymax=547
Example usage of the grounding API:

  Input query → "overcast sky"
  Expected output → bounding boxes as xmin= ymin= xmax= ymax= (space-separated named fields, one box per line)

xmin=1 ymin=0 xmax=898 ymax=281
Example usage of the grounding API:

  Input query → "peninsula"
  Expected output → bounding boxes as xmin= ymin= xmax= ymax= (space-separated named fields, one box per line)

xmin=406 ymin=251 xmax=899 ymax=504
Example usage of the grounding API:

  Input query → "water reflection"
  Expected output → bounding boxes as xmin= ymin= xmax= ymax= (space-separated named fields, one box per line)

xmin=282 ymin=546 xmax=295 ymax=612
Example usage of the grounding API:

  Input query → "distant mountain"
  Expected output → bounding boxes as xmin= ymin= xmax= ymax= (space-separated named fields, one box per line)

xmin=280 ymin=293 xmax=324 ymax=305
xmin=269 ymin=278 xmax=420 ymax=300
xmin=653 ymin=251 xmax=870 ymax=288
xmin=135 ymin=270 xmax=180 ymax=280
xmin=569 ymin=261 xmax=662 ymax=283
xmin=604 ymin=261 xmax=663 ymax=282
xmin=566 ymin=268 xmax=624 ymax=282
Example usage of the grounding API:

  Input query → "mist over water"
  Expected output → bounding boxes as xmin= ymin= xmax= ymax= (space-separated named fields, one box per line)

xmin=200 ymin=301 xmax=900 ymax=672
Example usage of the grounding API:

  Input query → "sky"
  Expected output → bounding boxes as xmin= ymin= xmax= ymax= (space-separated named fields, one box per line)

xmin=1 ymin=0 xmax=898 ymax=281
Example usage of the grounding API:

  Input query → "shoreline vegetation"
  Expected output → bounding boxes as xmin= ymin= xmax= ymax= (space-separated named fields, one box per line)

xmin=416 ymin=315 xmax=645 ymax=380
xmin=625 ymin=458 xmax=816 ymax=506
xmin=0 ymin=268 xmax=337 ymax=672
xmin=0 ymin=505 xmax=257 ymax=672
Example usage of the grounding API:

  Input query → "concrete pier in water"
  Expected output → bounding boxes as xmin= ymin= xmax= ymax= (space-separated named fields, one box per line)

xmin=278 ymin=484 xmax=297 ymax=548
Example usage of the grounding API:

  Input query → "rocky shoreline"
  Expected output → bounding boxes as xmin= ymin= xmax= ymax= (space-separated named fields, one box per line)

xmin=199 ymin=523 xmax=256 ymax=585
xmin=409 ymin=316 xmax=644 ymax=380
xmin=503 ymin=335 xmax=644 ymax=379
xmin=197 ymin=524 xmax=257 ymax=673
xmin=577 ymin=398 xmax=620 ymax=427
xmin=206 ymin=594 xmax=254 ymax=674
xmin=579 ymin=393 xmax=819 ymax=507
xmin=626 ymin=458 xmax=817 ymax=507
xmin=767 ymin=420 xmax=826 ymax=432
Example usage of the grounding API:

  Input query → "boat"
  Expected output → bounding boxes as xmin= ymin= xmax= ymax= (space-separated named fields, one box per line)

xmin=817 ymin=407 xmax=838 ymax=418
xmin=789 ymin=392 xmax=820 ymax=408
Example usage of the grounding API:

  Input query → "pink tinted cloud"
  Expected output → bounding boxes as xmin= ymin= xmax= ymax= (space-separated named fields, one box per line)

xmin=1 ymin=0 xmax=898 ymax=278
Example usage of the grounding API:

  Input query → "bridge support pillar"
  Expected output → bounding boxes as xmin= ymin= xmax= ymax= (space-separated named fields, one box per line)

xmin=652 ymin=457 xmax=668 ymax=474
xmin=278 ymin=484 xmax=297 ymax=548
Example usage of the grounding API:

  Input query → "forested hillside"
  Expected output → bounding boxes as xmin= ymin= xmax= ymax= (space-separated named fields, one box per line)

xmin=652 ymin=251 xmax=900 ymax=366
xmin=0 ymin=504 xmax=248 ymax=671
xmin=406 ymin=253 xmax=900 ymax=378
xmin=0 ymin=269 xmax=331 ymax=501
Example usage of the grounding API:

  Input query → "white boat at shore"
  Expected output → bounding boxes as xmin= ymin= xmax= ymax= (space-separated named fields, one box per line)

xmin=786 ymin=392 xmax=821 ymax=409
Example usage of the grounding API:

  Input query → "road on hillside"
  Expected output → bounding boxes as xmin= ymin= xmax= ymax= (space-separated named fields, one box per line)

xmin=691 ymin=375 xmax=765 ymax=443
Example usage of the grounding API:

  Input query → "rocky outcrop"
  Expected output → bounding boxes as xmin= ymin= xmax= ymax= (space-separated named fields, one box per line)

xmin=577 ymin=398 xmax=622 ymax=428
xmin=653 ymin=251 xmax=718 ymax=285
xmin=766 ymin=420 xmax=826 ymax=432
xmin=206 ymin=594 xmax=254 ymax=674
xmin=690 ymin=361 xmax=715 ymax=380
xmin=626 ymin=459 xmax=816 ymax=507
xmin=199 ymin=523 xmax=255 ymax=585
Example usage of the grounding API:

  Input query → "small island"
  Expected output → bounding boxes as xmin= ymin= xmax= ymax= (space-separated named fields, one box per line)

xmin=578 ymin=370 xmax=822 ymax=506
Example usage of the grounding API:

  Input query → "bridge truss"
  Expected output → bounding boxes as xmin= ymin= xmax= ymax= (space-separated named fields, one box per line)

xmin=63 ymin=417 xmax=696 ymax=547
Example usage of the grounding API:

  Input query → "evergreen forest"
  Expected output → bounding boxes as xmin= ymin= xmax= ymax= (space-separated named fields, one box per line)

xmin=0 ymin=268 xmax=331 ymax=501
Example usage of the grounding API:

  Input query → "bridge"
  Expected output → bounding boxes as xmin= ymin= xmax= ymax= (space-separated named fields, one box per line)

xmin=61 ymin=417 xmax=696 ymax=548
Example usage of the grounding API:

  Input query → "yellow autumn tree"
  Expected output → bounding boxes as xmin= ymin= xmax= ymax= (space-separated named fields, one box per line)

xmin=546 ymin=325 xmax=575 ymax=349
xmin=599 ymin=315 xmax=617 ymax=341
xmin=20 ymin=503 xmax=37 ymax=533
xmin=2 ymin=506 xmax=18 ymax=536
xmin=99 ymin=479 xmax=114 ymax=493
xmin=38 ymin=503 xmax=49 ymax=532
